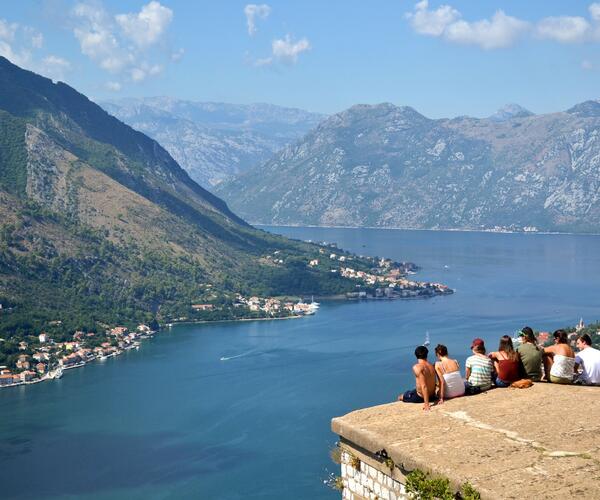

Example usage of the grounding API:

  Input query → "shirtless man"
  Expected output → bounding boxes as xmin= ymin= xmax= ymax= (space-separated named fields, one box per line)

xmin=397 ymin=345 xmax=437 ymax=411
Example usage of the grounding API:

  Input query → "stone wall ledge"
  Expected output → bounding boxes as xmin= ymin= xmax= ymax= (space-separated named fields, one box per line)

xmin=332 ymin=383 xmax=600 ymax=499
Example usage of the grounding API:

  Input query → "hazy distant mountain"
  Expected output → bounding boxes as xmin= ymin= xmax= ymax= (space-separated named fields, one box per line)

xmin=488 ymin=103 xmax=534 ymax=122
xmin=101 ymin=98 xmax=325 ymax=187
xmin=216 ymin=101 xmax=600 ymax=233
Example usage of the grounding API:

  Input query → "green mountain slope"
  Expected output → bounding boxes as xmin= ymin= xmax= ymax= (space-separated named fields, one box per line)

xmin=0 ymin=57 xmax=370 ymax=337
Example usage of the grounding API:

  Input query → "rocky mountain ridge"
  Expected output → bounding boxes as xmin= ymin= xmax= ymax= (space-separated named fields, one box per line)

xmin=101 ymin=97 xmax=325 ymax=187
xmin=216 ymin=101 xmax=600 ymax=233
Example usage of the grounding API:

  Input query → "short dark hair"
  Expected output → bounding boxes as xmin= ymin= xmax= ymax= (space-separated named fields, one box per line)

xmin=553 ymin=329 xmax=568 ymax=344
xmin=415 ymin=345 xmax=429 ymax=359
xmin=435 ymin=344 xmax=448 ymax=357
xmin=578 ymin=333 xmax=592 ymax=346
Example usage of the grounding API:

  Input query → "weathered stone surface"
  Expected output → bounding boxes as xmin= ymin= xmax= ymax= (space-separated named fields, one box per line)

xmin=332 ymin=383 xmax=600 ymax=499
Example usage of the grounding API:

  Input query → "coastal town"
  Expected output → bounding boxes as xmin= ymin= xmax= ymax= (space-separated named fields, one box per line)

xmin=0 ymin=250 xmax=453 ymax=389
xmin=0 ymin=324 xmax=154 ymax=388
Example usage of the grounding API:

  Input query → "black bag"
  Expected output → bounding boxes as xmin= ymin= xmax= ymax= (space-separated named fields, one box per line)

xmin=465 ymin=384 xmax=482 ymax=396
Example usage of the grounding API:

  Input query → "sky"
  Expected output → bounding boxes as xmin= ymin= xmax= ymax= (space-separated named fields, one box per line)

xmin=1 ymin=0 xmax=600 ymax=118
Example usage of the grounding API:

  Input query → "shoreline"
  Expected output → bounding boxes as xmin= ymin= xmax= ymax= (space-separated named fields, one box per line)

xmin=167 ymin=313 xmax=306 ymax=327
xmin=0 ymin=314 xmax=309 ymax=390
xmin=1 ymin=290 xmax=448 ymax=390
xmin=254 ymin=223 xmax=600 ymax=237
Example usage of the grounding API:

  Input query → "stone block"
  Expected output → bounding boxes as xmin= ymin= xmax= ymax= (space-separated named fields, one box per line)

xmin=374 ymin=481 xmax=381 ymax=496
xmin=348 ymin=478 xmax=356 ymax=492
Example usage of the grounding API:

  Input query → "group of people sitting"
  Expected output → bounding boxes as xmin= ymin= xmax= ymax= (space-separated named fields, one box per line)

xmin=398 ymin=327 xmax=600 ymax=410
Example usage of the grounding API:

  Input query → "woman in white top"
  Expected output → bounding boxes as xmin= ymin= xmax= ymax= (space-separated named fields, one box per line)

xmin=543 ymin=329 xmax=575 ymax=384
xmin=434 ymin=344 xmax=465 ymax=402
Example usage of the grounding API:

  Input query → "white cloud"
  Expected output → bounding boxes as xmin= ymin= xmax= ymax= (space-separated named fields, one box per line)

xmin=31 ymin=32 xmax=44 ymax=49
xmin=535 ymin=16 xmax=590 ymax=43
xmin=590 ymin=3 xmax=600 ymax=22
xmin=405 ymin=1 xmax=600 ymax=48
xmin=105 ymin=81 xmax=122 ymax=91
xmin=0 ymin=17 xmax=68 ymax=81
xmin=71 ymin=1 xmax=177 ymax=85
xmin=171 ymin=47 xmax=184 ymax=61
xmin=257 ymin=34 xmax=310 ymax=66
xmin=445 ymin=11 xmax=529 ymax=49
xmin=405 ymin=0 xmax=459 ymax=36
xmin=130 ymin=62 xmax=163 ymax=82
xmin=39 ymin=55 xmax=71 ymax=81
xmin=244 ymin=4 xmax=271 ymax=36
xmin=405 ymin=2 xmax=528 ymax=49
xmin=115 ymin=1 xmax=173 ymax=48
xmin=72 ymin=3 xmax=124 ymax=71
xmin=0 ymin=40 xmax=30 ymax=68
xmin=0 ymin=19 xmax=18 ymax=42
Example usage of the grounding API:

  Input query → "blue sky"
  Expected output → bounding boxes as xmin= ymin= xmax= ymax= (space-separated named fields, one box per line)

xmin=1 ymin=1 xmax=600 ymax=117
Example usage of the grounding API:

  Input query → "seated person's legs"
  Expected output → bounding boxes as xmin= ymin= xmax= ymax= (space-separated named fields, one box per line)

xmin=400 ymin=389 xmax=424 ymax=404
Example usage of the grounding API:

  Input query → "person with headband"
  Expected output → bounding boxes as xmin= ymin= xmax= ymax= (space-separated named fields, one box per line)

xmin=516 ymin=326 xmax=542 ymax=381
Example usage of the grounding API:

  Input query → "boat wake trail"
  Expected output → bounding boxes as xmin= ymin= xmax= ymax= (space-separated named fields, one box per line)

xmin=220 ymin=350 xmax=262 ymax=361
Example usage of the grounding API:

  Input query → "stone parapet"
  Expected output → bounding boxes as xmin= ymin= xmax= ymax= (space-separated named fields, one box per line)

xmin=332 ymin=383 xmax=600 ymax=499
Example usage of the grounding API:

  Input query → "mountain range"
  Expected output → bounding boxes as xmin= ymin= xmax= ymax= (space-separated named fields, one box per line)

xmin=216 ymin=101 xmax=600 ymax=233
xmin=101 ymin=97 xmax=324 ymax=187
xmin=0 ymin=57 xmax=361 ymax=336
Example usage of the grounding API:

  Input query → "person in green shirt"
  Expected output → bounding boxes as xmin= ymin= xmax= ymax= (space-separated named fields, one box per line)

xmin=516 ymin=326 xmax=542 ymax=381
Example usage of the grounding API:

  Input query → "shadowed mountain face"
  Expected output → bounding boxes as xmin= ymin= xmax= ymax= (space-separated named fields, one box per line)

xmin=216 ymin=101 xmax=600 ymax=233
xmin=0 ymin=57 xmax=355 ymax=335
xmin=101 ymin=97 xmax=325 ymax=187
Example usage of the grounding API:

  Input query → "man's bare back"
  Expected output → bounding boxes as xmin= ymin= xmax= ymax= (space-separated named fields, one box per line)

xmin=398 ymin=345 xmax=438 ymax=410
xmin=413 ymin=360 xmax=436 ymax=402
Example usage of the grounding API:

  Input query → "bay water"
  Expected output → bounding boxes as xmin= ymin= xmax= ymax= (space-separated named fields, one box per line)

xmin=1 ymin=227 xmax=599 ymax=499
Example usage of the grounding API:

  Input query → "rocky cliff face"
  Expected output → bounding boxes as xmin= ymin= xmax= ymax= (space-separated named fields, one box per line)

xmin=216 ymin=102 xmax=600 ymax=233
xmin=101 ymin=98 xmax=325 ymax=187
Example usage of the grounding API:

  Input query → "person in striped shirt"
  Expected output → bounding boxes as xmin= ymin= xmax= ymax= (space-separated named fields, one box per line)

xmin=465 ymin=338 xmax=494 ymax=391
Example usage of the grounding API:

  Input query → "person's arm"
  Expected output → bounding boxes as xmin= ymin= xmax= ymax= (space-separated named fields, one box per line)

xmin=434 ymin=363 xmax=445 ymax=404
xmin=465 ymin=359 xmax=472 ymax=381
xmin=574 ymin=354 xmax=582 ymax=376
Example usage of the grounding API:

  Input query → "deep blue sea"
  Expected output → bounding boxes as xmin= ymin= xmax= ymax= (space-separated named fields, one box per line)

xmin=1 ymin=227 xmax=600 ymax=499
